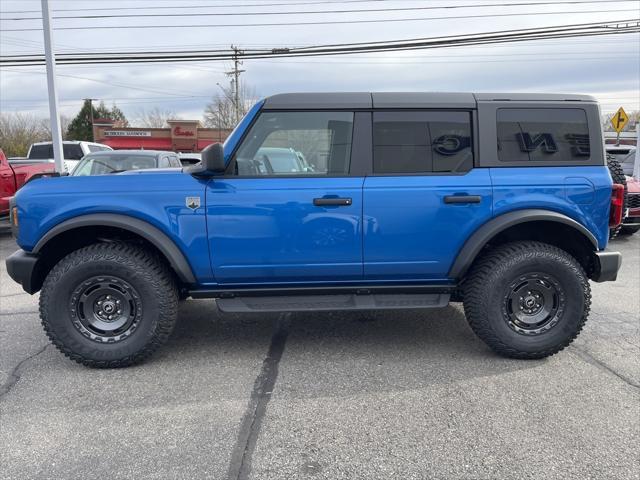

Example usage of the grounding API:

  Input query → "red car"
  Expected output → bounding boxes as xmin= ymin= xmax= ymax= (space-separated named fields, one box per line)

xmin=0 ymin=148 xmax=56 ymax=219
xmin=623 ymin=175 xmax=640 ymax=234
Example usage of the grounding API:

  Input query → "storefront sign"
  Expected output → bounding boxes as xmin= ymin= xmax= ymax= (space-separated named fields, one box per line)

xmin=173 ymin=126 xmax=195 ymax=137
xmin=104 ymin=131 xmax=152 ymax=137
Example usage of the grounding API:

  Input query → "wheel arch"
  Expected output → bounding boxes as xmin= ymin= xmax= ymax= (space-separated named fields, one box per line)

xmin=33 ymin=214 xmax=196 ymax=285
xmin=449 ymin=209 xmax=599 ymax=280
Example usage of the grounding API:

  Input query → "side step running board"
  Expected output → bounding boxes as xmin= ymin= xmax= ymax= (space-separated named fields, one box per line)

xmin=216 ymin=293 xmax=450 ymax=313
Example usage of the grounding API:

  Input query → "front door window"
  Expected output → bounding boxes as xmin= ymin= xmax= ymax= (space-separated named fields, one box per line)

xmin=230 ymin=111 xmax=354 ymax=176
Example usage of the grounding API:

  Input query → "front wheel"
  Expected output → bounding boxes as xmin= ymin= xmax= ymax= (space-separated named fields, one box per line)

xmin=40 ymin=243 xmax=178 ymax=368
xmin=463 ymin=241 xmax=590 ymax=359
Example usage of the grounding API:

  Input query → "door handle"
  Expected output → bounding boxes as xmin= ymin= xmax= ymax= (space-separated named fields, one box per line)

xmin=313 ymin=197 xmax=352 ymax=206
xmin=444 ymin=195 xmax=482 ymax=204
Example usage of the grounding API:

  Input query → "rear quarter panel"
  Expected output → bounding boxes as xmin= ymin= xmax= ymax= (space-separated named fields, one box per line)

xmin=15 ymin=173 xmax=213 ymax=282
xmin=490 ymin=166 xmax=612 ymax=249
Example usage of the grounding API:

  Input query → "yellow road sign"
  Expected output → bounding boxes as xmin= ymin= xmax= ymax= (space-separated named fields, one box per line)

xmin=611 ymin=107 xmax=629 ymax=133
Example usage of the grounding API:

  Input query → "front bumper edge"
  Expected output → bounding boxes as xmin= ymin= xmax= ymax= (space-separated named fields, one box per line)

xmin=5 ymin=249 xmax=40 ymax=294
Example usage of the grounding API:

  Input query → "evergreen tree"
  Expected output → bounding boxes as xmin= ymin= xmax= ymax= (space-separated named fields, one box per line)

xmin=66 ymin=100 xmax=129 ymax=140
xmin=65 ymin=99 xmax=95 ymax=141
xmin=110 ymin=103 xmax=129 ymax=127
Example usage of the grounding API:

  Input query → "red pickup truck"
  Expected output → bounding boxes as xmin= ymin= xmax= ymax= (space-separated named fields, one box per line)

xmin=0 ymin=148 xmax=56 ymax=218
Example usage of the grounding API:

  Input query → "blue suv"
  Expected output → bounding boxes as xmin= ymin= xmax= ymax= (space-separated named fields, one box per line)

xmin=6 ymin=92 xmax=623 ymax=367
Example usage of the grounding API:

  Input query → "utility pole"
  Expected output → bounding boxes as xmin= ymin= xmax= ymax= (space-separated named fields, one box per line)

xmin=41 ymin=0 xmax=64 ymax=173
xmin=225 ymin=45 xmax=245 ymax=124
xmin=84 ymin=98 xmax=97 ymax=141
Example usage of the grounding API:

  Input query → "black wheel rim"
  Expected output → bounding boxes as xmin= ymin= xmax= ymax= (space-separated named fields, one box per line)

xmin=69 ymin=276 xmax=142 ymax=343
xmin=502 ymin=273 xmax=565 ymax=336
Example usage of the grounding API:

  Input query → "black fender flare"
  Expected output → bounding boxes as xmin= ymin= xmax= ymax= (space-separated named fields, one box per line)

xmin=33 ymin=213 xmax=196 ymax=284
xmin=448 ymin=209 xmax=598 ymax=280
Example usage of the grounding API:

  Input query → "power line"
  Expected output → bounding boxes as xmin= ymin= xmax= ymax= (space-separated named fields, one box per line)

xmin=0 ymin=0 xmax=398 ymax=14
xmin=4 ymin=1 xmax=636 ymax=20
xmin=3 ymin=8 xmax=637 ymax=31
xmin=2 ymin=0 xmax=632 ymax=15
xmin=3 ymin=20 xmax=637 ymax=66
xmin=0 ymin=68 xmax=214 ymax=97
xmin=2 ymin=34 xmax=634 ymax=57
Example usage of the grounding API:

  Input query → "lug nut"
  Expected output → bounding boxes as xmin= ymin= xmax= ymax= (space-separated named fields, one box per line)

xmin=97 ymin=301 xmax=102 ymax=305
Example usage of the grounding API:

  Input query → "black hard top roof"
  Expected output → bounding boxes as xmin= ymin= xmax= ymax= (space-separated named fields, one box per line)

xmin=263 ymin=92 xmax=597 ymax=109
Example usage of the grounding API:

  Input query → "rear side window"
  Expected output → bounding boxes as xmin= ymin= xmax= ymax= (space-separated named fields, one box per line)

xmin=63 ymin=144 xmax=84 ymax=160
xmin=373 ymin=111 xmax=473 ymax=174
xmin=29 ymin=144 xmax=52 ymax=159
xmin=497 ymin=108 xmax=590 ymax=163
xmin=158 ymin=155 xmax=171 ymax=168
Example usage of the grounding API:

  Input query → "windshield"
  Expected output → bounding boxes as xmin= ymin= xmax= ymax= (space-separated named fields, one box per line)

xmin=72 ymin=154 xmax=158 ymax=176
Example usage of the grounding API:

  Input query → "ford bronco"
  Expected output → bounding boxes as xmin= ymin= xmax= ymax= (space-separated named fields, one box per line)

xmin=6 ymin=92 xmax=624 ymax=367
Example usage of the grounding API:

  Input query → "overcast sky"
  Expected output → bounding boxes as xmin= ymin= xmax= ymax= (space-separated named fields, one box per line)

xmin=1 ymin=0 xmax=639 ymax=124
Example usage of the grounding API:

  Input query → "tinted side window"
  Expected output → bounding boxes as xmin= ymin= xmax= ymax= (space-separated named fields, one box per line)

xmin=29 ymin=144 xmax=52 ymax=159
xmin=63 ymin=144 xmax=84 ymax=160
xmin=232 ymin=111 xmax=354 ymax=176
xmin=497 ymin=108 xmax=590 ymax=163
xmin=373 ymin=111 xmax=473 ymax=174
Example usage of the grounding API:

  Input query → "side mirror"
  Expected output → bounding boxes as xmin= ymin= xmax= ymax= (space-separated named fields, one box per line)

xmin=188 ymin=143 xmax=225 ymax=176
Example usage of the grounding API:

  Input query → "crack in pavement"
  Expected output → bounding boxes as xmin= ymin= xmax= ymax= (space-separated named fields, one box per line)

xmin=227 ymin=313 xmax=291 ymax=480
xmin=570 ymin=345 xmax=640 ymax=390
xmin=0 ymin=344 xmax=50 ymax=400
xmin=0 ymin=310 xmax=39 ymax=316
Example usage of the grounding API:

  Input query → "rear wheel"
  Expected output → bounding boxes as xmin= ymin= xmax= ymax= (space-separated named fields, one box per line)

xmin=40 ymin=243 xmax=178 ymax=368
xmin=463 ymin=241 xmax=590 ymax=359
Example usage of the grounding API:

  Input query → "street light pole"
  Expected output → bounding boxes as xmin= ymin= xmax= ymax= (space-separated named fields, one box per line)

xmin=40 ymin=0 xmax=64 ymax=173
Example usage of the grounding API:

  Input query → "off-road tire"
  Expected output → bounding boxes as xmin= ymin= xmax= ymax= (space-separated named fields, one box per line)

xmin=463 ymin=241 xmax=590 ymax=359
xmin=40 ymin=243 xmax=178 ymax=368
xmin=607 ymin=154 xmax=627 ymax=240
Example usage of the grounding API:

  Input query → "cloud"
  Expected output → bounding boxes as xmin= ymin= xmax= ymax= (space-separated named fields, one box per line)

xmin=1 ymin=0 xmax=638 ymax=120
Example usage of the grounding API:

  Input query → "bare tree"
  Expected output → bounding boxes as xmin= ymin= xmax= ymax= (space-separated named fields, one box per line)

xmin=203 ymin=82 xmax=257 ymax=129
xmin=0 ymin=112 xmax=50 ymax=157
xmin=40 ymin=115 xmax=71 ymax=141
xmin=133 ymin=107 xmax=179 ymax=128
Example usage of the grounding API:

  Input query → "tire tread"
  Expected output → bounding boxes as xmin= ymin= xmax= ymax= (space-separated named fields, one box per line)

xmin=463 ymin=241 xmax=591 ymax=359
xmin=39 ymin=242 xmax=178 ymax=368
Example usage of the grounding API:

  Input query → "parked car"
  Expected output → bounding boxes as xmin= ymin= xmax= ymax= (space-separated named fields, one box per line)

xmin=237 ymin=146 xmax=314 ymax=175
xmin=605 ymin=144 xmax=636 ymax=176
xmin=6 ymin=92 xmax=623 ymax=368
xmin=0 ymin=148 xmax=56 ymax=219
xmin=71 ymin=150 xmax=182 ymax=176
xmin=622 ymin=175 xmax=640 ymax=234
xmin=177 ymin=152 xmax=201 ymax=167
xmin=27 ymin=140 xmax=112 ymax=172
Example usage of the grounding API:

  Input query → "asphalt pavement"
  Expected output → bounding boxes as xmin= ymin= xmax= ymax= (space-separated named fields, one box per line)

xmin=1 ymin=232 xmax=638 ymax=480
